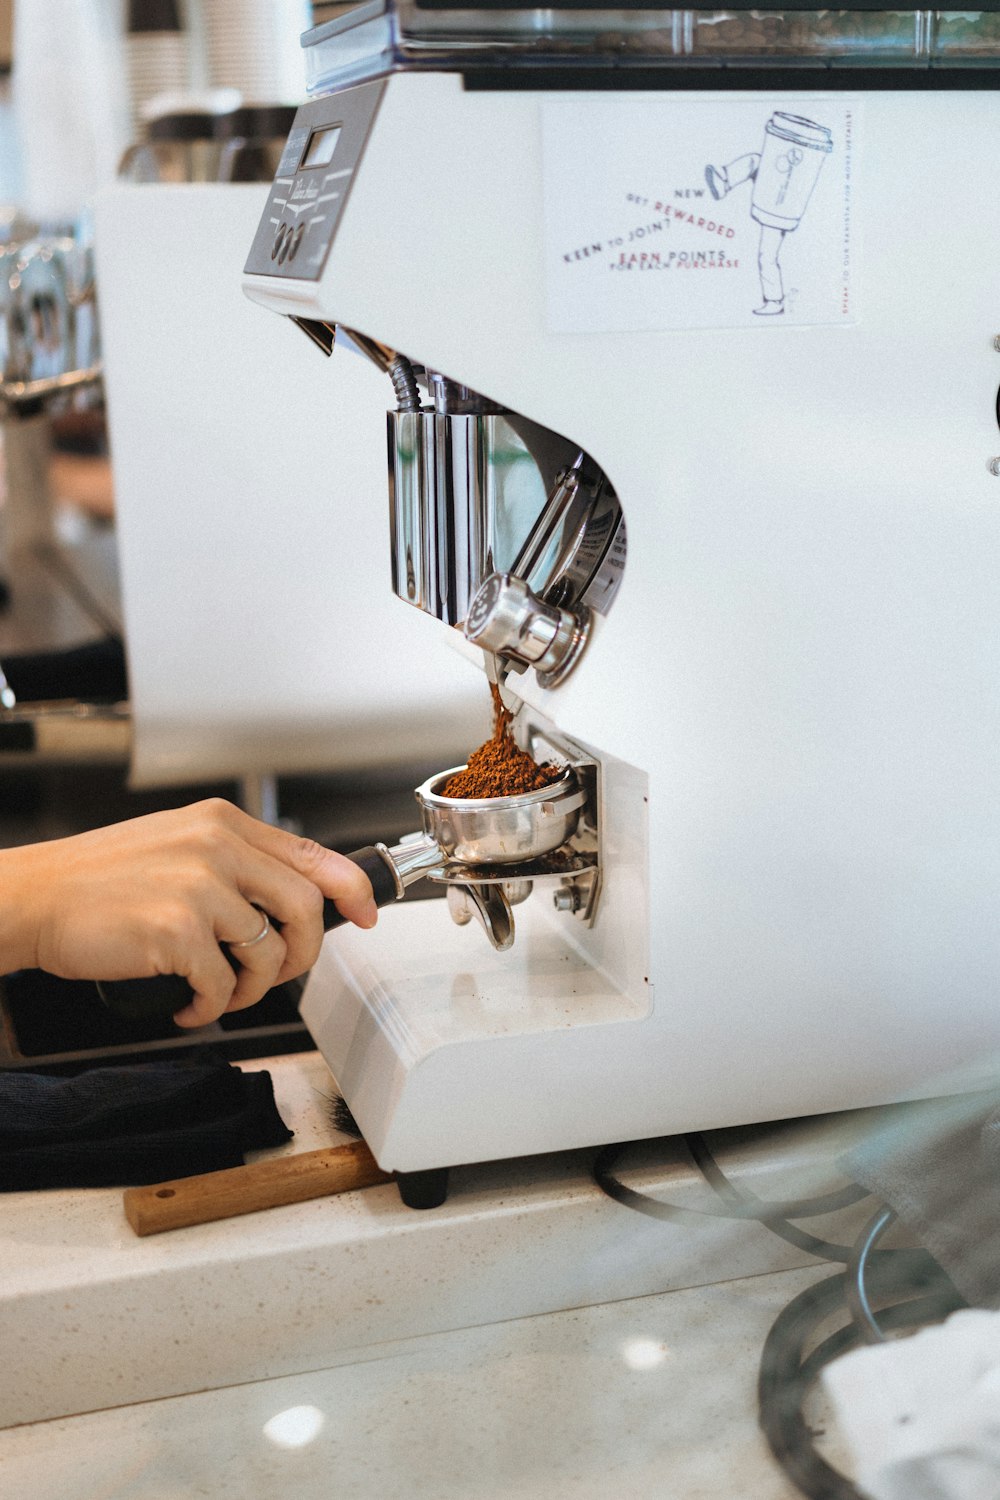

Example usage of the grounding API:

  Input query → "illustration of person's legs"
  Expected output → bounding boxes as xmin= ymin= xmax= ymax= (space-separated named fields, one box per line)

xmin=754 ymin=224 xmax=786 ymax=315
xmin=705 ymin=152 xmax=760 ymax=200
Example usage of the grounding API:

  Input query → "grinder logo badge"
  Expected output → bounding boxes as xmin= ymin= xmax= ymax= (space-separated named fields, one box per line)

xmin=542 ymin=97 xmax=856 ymax=334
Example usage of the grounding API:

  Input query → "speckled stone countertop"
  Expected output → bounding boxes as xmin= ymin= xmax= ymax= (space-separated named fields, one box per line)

xmin=0 ymin=1050 xmax=867 ymax=1494
xmin=0 ymin=1261 xmax=844 ymax=1499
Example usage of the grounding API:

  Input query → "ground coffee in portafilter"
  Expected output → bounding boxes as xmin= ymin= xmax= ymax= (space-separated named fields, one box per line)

xmin=440 ymin=684 xmax=563 ymax=798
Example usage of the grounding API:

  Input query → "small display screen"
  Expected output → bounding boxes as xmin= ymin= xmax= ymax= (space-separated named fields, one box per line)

xmin=301 ymin=125 xmax=342 ymax=169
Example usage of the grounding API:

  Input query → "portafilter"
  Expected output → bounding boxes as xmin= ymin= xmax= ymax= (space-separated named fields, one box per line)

xmin=98 ymin=767 xmax=585 ymax=1020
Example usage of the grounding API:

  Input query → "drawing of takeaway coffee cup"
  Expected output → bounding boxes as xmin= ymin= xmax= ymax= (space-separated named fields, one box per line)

xmin=750 ymin=112 xmax=833 ymax=232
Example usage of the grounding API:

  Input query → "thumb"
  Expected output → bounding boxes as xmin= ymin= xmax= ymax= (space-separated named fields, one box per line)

xmin=286 ymin=838 xmax=380 ymax=929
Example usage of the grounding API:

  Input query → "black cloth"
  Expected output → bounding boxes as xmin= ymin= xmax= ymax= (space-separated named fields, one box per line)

xmin=0 ymin=1057 xmax=292 ymax=1189
xmin=0 ymin=636 xmax=128 ymax=704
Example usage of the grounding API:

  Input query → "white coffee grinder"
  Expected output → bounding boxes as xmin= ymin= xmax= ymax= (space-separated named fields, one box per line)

xmin=239 ymin=4 xmax=1000 ymax=1196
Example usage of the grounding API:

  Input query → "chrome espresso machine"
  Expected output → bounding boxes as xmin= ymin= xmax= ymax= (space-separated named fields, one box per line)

xmin=241 ymin=4 xmax=1000 ymax=1183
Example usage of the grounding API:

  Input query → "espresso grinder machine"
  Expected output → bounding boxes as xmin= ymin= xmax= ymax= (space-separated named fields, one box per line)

xmin=238 ymin=3 xmax=1000 ymax=1194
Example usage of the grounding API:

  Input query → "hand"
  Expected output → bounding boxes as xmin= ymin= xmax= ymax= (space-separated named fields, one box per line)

xmin=0 ymin=799 xmax=378 ymax=1028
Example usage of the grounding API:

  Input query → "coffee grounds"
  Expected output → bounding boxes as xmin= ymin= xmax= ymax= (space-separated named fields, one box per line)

xmin=440 ymin=685 xmax=563 ymax=799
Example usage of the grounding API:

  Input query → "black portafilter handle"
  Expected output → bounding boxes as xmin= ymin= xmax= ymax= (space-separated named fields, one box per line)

xmin=96 ymin=840 xmax=439 ymax=1023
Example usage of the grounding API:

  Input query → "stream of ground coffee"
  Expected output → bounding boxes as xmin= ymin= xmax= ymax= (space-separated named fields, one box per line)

xmin=440 ymin=684 xmax=562 ymax=798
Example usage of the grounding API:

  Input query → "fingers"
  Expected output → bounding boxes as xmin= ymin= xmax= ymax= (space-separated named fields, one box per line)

xmin=206 ymin=816 xmax=379 ymax=987
xmin=310 ymin=848 xmax=380 ymax=930
xmin=260 ymin=842 xmax=380 ymax=968
xmin=222 ymin=856 xmax=328 ymax=986
xmin=223 ymin=907 xmax=289 ymax=1014
xmin=171 ymin=889 xmax=289 ymax=1028
xmin=279 ymin=837 xmax=378 ymax=923
xmin=170 ymin=938 xmax=241 ymax=1028
xmin=173 ymin=923 xmax=289 ymax=1028
xmin=205 ymin=804 xmax=379 ymax=926
xmin=76 ymin=800 xmax=384 ymax=1028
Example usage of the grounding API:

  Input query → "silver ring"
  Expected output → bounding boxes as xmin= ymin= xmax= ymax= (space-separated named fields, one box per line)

xmin=228 ymin=908 xmax=270 ymax=950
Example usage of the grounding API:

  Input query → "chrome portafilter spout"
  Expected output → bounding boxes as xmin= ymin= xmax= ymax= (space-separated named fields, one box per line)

xmin=444 ymin=882 xmax=517 ymax=951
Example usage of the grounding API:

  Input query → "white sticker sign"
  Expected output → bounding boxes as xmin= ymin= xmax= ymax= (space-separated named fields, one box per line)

xmin=542 ymin=96 xmax=857 ymax=333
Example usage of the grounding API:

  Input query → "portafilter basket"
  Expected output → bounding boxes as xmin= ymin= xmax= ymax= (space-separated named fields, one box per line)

xmin=414 ymin=766 xmax=586 ymax=866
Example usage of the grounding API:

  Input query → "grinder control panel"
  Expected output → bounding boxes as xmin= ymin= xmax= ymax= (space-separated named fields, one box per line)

xmin=244 ymin=80 xmax=385 ymax=283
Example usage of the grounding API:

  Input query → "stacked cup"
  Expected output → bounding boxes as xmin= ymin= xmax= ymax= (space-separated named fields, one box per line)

xmin=195 ymin=0 xmax=313 ymax=104
xmin=125 ymin=0 xmax=191 ymax=140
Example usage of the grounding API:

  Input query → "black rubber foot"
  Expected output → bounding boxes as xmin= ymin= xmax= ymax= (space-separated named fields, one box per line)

xmin=0 ymin=577 xmax=10 ymax=610
xmin=395 ymin=1166 xmax=450 ymax=1210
